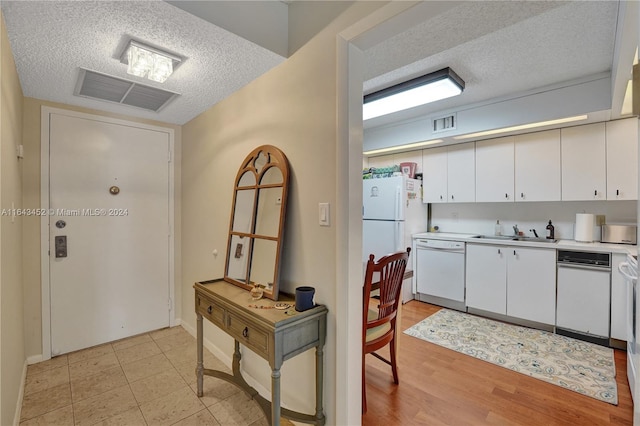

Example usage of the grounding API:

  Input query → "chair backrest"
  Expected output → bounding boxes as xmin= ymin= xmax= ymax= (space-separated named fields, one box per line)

xmin=363 ymin=248 xmax=410 ymax=335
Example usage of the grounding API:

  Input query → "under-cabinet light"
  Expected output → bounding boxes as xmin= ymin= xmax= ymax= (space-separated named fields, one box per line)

xmin=363 ymin=139 xmax=443 ymax=156
xmin=453 ymin=115 xmax=589 ymax=140
xmin=363 ymin=68 xmax=465 ymax=121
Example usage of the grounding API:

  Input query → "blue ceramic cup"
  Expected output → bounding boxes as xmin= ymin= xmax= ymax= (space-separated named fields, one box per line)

xmin=295 ymin=286 xmax=315 ymax=312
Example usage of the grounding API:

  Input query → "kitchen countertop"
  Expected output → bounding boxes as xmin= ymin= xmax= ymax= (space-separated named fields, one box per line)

xmin=413 ymin=232 xmax=637 ymax=255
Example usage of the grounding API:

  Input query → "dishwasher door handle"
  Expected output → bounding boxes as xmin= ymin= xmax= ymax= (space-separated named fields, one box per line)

xmin=558 ymin=263 xmax=611 ymax=272
xmin=415 ymin=243 xmax=464 ymax=252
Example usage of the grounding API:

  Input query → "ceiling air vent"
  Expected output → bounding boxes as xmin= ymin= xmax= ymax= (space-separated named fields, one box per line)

xmin=74 ymin=69 xmax=179 ymax=112
xmin=432 ymin=113 xmax=456 ymax=133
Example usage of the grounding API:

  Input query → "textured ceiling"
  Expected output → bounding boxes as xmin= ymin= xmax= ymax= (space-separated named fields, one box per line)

xmin=363 ymin=1 xmax=620 ymax=128
xmin=0 ymin=1 xmax=286 ymax=125
xmin=0 ymin=1 xmax=626 ymax=129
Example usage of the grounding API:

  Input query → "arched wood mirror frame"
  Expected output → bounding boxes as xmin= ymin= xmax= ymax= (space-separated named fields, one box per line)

xmin=224 ymin=145 xmax=290 ymax=300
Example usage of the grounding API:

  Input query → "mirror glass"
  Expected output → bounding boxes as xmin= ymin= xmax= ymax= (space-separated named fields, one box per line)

xmin=238 ymin=170 xmax=256 ymax=187
xmin=232 ymin=189 xmax=255 ymax=233
xmin=261 ymin=167 xmax=283 ymax=185
xmin=249 ymin=239 xmax=278 ymax=289
xmin=255 ymin=187 xmax=282 ymax=237
xmin=224 ymin=145 xmax=290 ymax=300
xmin=226 ymin=235 xmax=250 ymax=282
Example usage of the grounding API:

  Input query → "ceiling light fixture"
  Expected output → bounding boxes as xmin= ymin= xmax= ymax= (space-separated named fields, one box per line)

xmin=363 ymin=68 xmax=465 ymax=121
xmin=453 ymin=115 xmax=589 ymax=140
xmin=119 ymin=40 xmax=182 ymax=83
xmin=363 ymin=139 xmax=443 ymax=156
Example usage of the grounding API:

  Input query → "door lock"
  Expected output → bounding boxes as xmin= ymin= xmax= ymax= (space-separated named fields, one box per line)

xmin=55 ymin=235 xmax=67 ymax=258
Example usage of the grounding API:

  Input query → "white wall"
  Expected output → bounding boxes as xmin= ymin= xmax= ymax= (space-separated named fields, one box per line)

xmin=180 ymin=3 xmax=386 ymax=423
xmin=1 ymin=11 xmax=25 ymax=426
xmin=430 ymin=201 xmax=637 ymax=240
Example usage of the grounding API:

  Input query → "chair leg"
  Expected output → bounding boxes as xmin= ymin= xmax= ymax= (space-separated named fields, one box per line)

xmin=362 ymin=353 xmax=367 ymax=414
xmin=390 ymin=334 xmax=399 ymax=384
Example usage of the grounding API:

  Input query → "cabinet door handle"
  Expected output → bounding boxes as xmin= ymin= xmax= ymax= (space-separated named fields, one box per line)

xmin=497 ymin=249 xmax=501 ymax=255
xmin=594 ymin=189 xmax=598 ymax=197
xmin=242 ymin=327 xmax=249 ymax=338
xmin=617 ymin=189 xmax=620 ymax=196
xmin=513 ymin=250 xmax=516 ymax=256
xmin=521 ymin=192 xmax=524 ymax=199
xmin=505 ymin=193 xmax=508 ymax=199
xmin=440 ymin=195 xmax=443 ymax=200
xmin=451 ymin=195 xmax=454 ymax=200
xmin=207 ymin=306 xmax=213 ymax=314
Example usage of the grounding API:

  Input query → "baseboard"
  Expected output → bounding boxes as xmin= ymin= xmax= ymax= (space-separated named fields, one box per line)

xmin=13 ymin=360 xmax=27 ymax=425
xmin=27 ymin=354 xmax=44 ymax=365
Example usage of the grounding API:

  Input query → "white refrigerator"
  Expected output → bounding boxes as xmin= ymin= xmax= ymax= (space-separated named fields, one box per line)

xmin=363 ymin=176 xmax=427 ymax=301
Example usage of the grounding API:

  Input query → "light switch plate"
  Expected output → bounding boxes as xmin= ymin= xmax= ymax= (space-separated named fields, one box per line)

xmin=319 ymin=203 xmax=330 ymax=226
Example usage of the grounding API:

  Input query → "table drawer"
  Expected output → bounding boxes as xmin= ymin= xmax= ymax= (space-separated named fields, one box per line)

xmin=196 ymin=293 xmax=224 ymax=328
xmin=227 ymin=311 xmax=269 ymax=357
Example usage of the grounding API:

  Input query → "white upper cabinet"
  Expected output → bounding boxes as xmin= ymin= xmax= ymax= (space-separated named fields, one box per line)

xmin=447 ymin=143 xmax=475 ymax=202
xmin=514 ymin=130 xmax=561 ymax=202
xmin=561 ymin=123 xmax=606 ymax=201
xmin=422 ymin=146 xmax=448 ymax=203
xmin=475 ymin=136 xmax=514 ymax=202
xmin=606 ymin=118 xmax=638 ymax=200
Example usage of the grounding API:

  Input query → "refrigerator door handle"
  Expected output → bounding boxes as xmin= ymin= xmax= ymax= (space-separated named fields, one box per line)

xmin=395 ymin=185 xmax=401 ymax=221
xmin=396 ymin=221 xmax=402 ymax=252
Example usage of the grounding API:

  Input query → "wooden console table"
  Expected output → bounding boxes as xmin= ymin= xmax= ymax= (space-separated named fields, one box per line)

xmin=194 ymin=279 xmax=327 ymax=426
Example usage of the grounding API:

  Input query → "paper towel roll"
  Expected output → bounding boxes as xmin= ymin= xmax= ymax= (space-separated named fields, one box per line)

xmin=575 ymin=213 xmax=595 ymax=242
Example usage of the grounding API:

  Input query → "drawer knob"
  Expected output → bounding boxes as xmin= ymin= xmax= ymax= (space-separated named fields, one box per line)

xmin=242 ymin=327 xmax=249 ymax=338
xmin=207 ymin=306 xmax=213 ymax=314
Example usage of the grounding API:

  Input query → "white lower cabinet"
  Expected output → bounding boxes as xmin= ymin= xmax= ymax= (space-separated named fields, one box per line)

xmin=466 ymin=244 xmax=507 ymax=314
xmin=507 ymin=247 xmax=556 ymax=324
xmin=466 ymin=244 xmax=556 ymax=325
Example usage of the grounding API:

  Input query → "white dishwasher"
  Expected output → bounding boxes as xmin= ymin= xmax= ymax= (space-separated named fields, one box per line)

xmin=415 ymin=238 xmax=466 ymax=311
xmin=556 ymin=250 xmax=611 ymax=346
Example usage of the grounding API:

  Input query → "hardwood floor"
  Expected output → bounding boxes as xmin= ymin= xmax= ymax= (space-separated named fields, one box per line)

xmin=362 ymin=301 xmax=633 ymax=425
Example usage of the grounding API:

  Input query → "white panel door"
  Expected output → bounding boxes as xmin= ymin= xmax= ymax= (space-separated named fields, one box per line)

xmin=506 ymin=247 xmax=556 ymax=325
xmin=49 ymin=113 xmax=170 ymax=356
xmin=447 ymin=144 xmax=475 ymax=202
xmin=422 ymin=147 xmax=448 ymax=203
xmin=606 ymin=118 xmax=638 ymax=200
xmin=465 ymin=244 xmax=507 ymax=314
xmin=475 ymin=136 xmax=514 ymax=202
xmin=514 ymin=130 xmax=561 ymax=201
xmin=561 ymin=123 xmax=606 ymax=201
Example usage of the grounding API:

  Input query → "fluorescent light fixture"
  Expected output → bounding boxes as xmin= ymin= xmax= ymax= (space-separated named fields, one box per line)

xmin=363 ymin=139 xmax=443 ymax=156
xmin=363 ymin=68 xmax=464 ymax=120
xmin=120 ymin=40 xmax=181 ymax=83
xmin=453 ymin=115 xmax=589 ymax=140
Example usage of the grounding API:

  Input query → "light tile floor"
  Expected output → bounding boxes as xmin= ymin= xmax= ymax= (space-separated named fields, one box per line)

xmin=20 ymin=326 xmax=285 ymax=426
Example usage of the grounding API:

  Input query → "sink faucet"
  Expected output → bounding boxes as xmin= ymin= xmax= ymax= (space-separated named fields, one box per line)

xmin=513 ymin=224 xmax=519 ymax=236
xmin=530 ymin=229 xmax=539 ymax=238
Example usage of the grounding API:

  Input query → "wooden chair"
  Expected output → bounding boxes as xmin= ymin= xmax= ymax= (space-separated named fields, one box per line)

xmin=362 ymin=248 xmax=410 ymax=414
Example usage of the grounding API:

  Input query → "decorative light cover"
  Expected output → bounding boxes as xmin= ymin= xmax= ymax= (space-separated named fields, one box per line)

xmin=121 ymin=40 xmax=181 ymax=83
xmin=363 ymin=67 xmax=465 ymax=120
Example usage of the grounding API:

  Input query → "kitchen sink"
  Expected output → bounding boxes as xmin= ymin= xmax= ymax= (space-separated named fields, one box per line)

xmin=472 ymin=235 xmax=558 ymax=243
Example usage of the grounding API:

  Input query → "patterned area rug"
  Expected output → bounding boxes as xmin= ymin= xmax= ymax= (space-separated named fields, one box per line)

xmin=404 ymin=309 xmax=618 ymax=404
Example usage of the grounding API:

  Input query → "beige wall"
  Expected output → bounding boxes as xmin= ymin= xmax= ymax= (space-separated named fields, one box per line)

xmin=1 ymin=11 xmax=25 ymax=426
xmin=181 ymin=2 xmax=383 ymax=423
xmin=21 ymin=98 xmax=182 ymax=359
